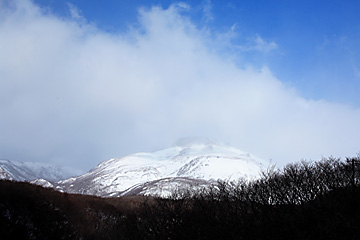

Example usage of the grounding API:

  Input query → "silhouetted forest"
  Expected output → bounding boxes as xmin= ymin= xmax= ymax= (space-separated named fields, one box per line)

xmin=1 ymin=156 xmax=360 ymax=240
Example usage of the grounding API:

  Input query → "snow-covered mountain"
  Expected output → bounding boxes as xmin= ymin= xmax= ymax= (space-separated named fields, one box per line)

xmin=50 ymin=138 xmax=268 ymax=197
xmin=0 ymin=159 xmax=82 ymax=182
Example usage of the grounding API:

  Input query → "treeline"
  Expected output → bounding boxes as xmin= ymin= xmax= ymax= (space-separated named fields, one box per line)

xmin=1 ymin=156 xmax=360 ymax=240
xmin=216 ymin=156 xmax=360 ymax=205
xmin=137 ymin=156 xmax=360 ymax=239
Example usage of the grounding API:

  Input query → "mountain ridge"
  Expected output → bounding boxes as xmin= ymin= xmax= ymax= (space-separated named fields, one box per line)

xmin=50 ymin=140 xmax=268 ymax=197
xmin=2 ymin=139 xmax=269 ymax=197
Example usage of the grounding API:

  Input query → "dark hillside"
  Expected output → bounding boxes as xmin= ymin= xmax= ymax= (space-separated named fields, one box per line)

xmin=0 ymin=180 xmax=148 ymax=240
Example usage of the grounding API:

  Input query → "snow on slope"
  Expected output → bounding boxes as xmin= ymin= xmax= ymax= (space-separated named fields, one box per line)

xmin=0 ymin=159 xmax=83 ymax=182
xmin=115 ymin=177 xmax=211 ymax=198
xmin=55 ymin=138 xmax=269 ymax=197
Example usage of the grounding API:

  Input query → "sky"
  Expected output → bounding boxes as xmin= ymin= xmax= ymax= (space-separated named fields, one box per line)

xmin=0 ymin=0 xmax=360 ymax=172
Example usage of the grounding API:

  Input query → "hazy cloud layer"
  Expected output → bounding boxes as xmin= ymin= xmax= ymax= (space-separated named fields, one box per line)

xmin=1 ymin=0 xmax=360 ymax=171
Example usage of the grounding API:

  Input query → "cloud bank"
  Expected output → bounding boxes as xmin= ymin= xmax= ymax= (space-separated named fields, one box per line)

xmin=1 ymin=0 xmax=360 ymax=170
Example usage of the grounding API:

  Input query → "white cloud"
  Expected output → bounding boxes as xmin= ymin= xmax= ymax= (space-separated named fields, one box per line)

xmin=0 ymin=0 xmax=359 ymax=171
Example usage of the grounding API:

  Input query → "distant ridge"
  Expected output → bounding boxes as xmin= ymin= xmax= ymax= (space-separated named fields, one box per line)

xmin=0 ymin=159 xmax=82 ymax=182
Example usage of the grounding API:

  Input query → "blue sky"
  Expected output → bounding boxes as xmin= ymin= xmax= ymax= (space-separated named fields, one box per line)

xmin=1 ymin=0 xmax=360 ymax=171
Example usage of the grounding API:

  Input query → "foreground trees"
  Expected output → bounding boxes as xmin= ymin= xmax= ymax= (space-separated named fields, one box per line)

xmin=136 ymin=156 xmax=360 ymax=239
xmin=1 ymin=156 xmax=360 ymax=240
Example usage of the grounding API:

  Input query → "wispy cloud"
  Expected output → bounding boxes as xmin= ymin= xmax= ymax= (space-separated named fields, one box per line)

xmin=202 ymin=0 xmax=213 ymax=23
xmin=237 ymin=34 xmax=278 ymax=53
xmin=0 ymin=0 xmax=359 ymax=170
xmin=66 ymin=3 xmax=84 ymax=21
xmin=211 ymin=25 xmax=278 ymax=62
xmin=353 ymin=64 xmax=360 ymax=78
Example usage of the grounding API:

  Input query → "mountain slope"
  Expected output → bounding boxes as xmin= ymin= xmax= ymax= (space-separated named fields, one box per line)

xmin=0 ymin=159 xmax=82 ymax=182
xmin=54 ymin=138 xmax=268 ymax=197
